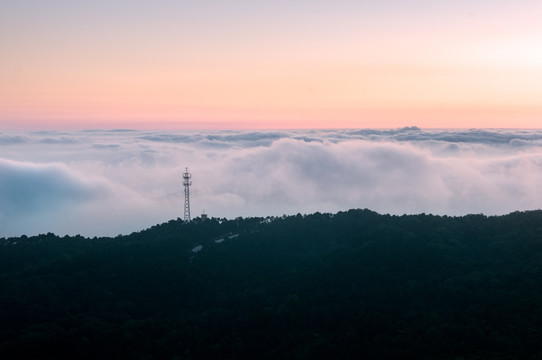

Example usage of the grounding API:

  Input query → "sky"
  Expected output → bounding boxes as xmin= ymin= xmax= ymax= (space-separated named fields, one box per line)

xmin=1 ymin=0 xmax=542 ymax=129
xmin=2 ymin=128 xmax=542 ymax=237
xmin=2 ymin=2 xmax=542 ymax=236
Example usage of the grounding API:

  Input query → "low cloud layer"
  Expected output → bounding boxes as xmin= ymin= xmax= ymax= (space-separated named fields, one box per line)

xmin=2 ymin=128 xmax=542 ymax=237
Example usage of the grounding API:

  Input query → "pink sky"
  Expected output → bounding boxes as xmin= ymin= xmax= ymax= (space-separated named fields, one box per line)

xmin=1 ymin=1 xmax=542 ymax=130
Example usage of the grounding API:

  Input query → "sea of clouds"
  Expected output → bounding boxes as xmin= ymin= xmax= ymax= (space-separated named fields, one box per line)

xmin=2 ymin=127 xmax=542 ymax=237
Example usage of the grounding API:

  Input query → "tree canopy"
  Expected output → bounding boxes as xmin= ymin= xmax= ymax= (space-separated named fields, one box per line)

xmin=2 ymin=209 xmax=542 ymax=359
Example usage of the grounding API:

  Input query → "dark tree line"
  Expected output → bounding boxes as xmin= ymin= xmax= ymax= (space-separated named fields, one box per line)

xmin=2 ymin=209 xmax=542 ymax=359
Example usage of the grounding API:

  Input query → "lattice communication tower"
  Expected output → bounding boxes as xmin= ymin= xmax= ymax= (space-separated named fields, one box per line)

xmin=182 ymin=167 xmax=192 ymax=222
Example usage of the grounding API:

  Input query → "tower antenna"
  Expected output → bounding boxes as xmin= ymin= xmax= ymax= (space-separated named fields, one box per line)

xmin=182 ymin=167 xmax=192 ymax=222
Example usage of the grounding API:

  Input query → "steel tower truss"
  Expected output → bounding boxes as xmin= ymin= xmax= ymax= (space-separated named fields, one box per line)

xmin=182 ymin=167 xmax=192 ymax=221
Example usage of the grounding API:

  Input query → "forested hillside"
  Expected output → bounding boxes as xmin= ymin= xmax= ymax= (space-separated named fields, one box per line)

xmin=2 ymin=209 xmax=542 ymax=359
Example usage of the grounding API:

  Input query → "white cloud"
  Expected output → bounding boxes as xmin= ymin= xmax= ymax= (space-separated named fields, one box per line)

xmin=1 ymin=128 xmax=542 ymax=237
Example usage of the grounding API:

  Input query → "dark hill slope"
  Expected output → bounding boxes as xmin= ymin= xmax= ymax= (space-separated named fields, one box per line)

xmin=2 ymin=209 xmax=542 ymax=359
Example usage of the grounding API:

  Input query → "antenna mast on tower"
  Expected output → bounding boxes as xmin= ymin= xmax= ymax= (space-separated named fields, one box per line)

xmin=182 ymin=167 xmax=192 ymax=222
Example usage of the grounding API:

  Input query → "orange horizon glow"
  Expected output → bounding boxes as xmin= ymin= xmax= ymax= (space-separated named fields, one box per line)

xmin=2 ymin=106 xmax=541 ymax=131
xmin=1 ymin=1 xmax=541 ymax=130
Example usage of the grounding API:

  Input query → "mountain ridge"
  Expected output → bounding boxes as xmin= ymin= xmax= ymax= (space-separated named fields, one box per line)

xmin=2 ymin=208 xmax=542 ymax=359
